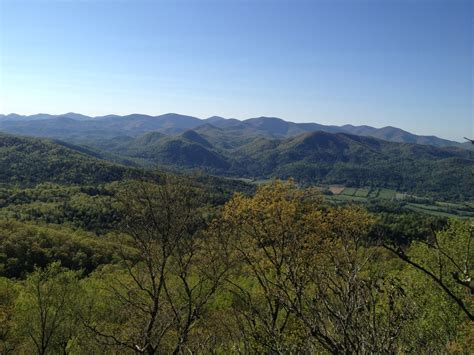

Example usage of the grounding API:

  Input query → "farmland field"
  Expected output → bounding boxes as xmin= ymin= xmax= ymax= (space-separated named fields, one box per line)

xmin=324 ymin=185 xmax=474 ymax=220
xmin=378 ymin=188 xmax=397 ymax=199
xmin=368 ymin=189 xmax=379 ymax=198
xmin=340 ymin=187 xmax=357 ymax=196
xmin=354 ymin=188 xmax=370 ymax=197
xmin=329 ymin=185 xmax=345 ymax=194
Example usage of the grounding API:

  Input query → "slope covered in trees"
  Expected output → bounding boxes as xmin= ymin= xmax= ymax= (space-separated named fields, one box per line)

xmin=1 ymin=129 xmax=473 ymax=201
xmin=0 ymin=129 xmax=472 ymax=353
xmin=0 ymin=179 xmax=471 ymax=353
xmin=73 ymin=129 xmax=474 ymax=200
xmin=237 ymin=131 xmax=474 ymax=199
xmin=0 ymin=133 xmax=131 ymax=186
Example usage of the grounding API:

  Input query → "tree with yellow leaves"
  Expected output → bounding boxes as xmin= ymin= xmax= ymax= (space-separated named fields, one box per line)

xmin=217 ymin=180 xmax=417 ymax=353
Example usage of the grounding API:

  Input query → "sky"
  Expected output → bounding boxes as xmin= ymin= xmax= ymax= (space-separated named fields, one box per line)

xmin=0 ymin=0 xmax=472 ymax=140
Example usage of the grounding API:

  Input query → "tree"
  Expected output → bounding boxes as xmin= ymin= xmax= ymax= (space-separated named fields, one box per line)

xmin=82 ymin=175 xmax=229 ymax=354
xmin=281 ymin=207 xmax=415 ymax=353
xmin=218 ymin=180 xmax=421 ymax=353
xmin=12 ymin=263 xmax=81 ymax=355
xmin=384 ymin=220 xmax=473 ymax=321
xmin=215 ymin=180 xmax=323 ymax=352
xmin=0 ymin=277 xmax=18 ymax=354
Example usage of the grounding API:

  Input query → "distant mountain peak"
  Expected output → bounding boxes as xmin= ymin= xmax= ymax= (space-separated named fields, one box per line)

xmin=205 ymin=116 xmax=227 ymax=123
xmin=247 ymin=116 xmax=287 ymax=123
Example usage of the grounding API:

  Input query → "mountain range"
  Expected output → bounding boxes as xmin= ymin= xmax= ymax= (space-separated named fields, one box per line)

xmin=1 ymin=113 xmax=473 ymax=201
xmin=0 ymin=113 xmax=467 ymax=149
xmin=2 ymin=130 xmax=473 ymax=201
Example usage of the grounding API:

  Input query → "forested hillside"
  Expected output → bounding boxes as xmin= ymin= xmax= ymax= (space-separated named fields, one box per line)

xmin=72 ymin=129 xmax=474 ymax=200
xmin=2 ymin=129 xmax=473 ymax=201
xmin=0 ymin=133 xmax=474 ymax=354
xmin=0 ymin=133 xmax=131 ymax=185
xmin=236 ymin=131 xmax=474 ymax=200
xmin=0 ymin=178 xmax=471 ymax=353
xmin=0 ymin=132 xmax=472 ymax=353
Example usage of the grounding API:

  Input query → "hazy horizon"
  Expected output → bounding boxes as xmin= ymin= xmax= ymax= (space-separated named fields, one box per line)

xmin=0 ymin=110 xmax=468 ymax=142
xmin=1 ymin=0 xmax=472 ymax=141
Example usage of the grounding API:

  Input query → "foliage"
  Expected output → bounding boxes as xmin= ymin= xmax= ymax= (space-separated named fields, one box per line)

xmin=387 ymin=221 xmax=473 ymax=320
xmin=0 ymin=219 xmax=121 ymax=278
xmin=0 ymin=179 xmax=471 ymax=353
xmin=12 ymin=263 xmax=82 ymax=355
xmin=81 ymin=176 xmax=230 ymax=354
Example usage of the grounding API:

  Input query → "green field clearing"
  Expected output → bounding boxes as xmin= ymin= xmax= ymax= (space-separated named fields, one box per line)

xmin=436 ymin=201 xmax=474 ymax=211
xmin=319 ymin=184 xmax=474 ymax=219
xmin=321 ymin=184 xmax=474 ymax=219
xmin=354 ymin=188 xmax=370 ymax=197
xmin=406 ymin=203 xmax=474 ymax=218
xmin=340 ymin=187 xmax=398 ymax=200
xmin=406 ymin=205 xmax=467 ymax=219
xmin=341 ymin=187 xmax=357 ymax=196
xmin=409 ymin=203 xmax=444 ymax=212
xmin=328 ymin=194 xmax=368 ymax=203
xmin=368 ymin=189 xmax=379 ymax=198
xmin=378 ymin=189 xmax=397 ymax=199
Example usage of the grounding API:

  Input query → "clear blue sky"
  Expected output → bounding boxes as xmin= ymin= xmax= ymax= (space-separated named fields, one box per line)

xmin=0 ymin=0 xmax=472 ymax=140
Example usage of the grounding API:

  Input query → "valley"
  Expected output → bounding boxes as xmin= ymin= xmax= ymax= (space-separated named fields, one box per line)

xmin=325 ymin=185 xmax=474 ymax=218
xmin=2 ymin=0 xmax=472 ymax=351
xmin=1 ymin=114 xmax=473 ymax=202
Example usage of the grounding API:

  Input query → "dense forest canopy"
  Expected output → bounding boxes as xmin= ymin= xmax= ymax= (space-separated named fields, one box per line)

xmin=0 ymin=133 xmax=131 ymax=186
xmin=0 ymin=174 xmax=472 ymax=353
xmin=1 ymin=131 xmax=473 ymax=201
xmin=0 ymin=128 xmax=472 ymax=353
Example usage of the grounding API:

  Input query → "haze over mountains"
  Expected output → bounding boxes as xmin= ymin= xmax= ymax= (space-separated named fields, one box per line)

xmin=0 ymin=113 xmax=466 ymax=149
xmin=1 ymin=113 xmax=473 ymax=201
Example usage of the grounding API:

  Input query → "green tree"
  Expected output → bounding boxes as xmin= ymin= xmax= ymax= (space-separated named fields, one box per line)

xmin=218 ymin=180 xmax=425 ymax=353
xmin=214 ymin=180 xmax=324 ymax=352
xmin=12 ymin=262 xmax=81 ymax=355
xmin=82 ymin=176 xmax=229 ymax=354
xmin=281 ymin=207 xmax=415 ymax=353
xmin=0 ymin=277 xmax=18 ymax=354
xmin=384 ymin=220 xmax=473 ymax=321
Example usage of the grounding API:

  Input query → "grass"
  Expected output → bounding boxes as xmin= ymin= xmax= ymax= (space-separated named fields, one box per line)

xmin=322 ymin=184 xmax=474 ymax=219
xmin=368 ymin=189 xmax=379 ymax=198
xmin=341 ymin=187 xmax=357 ymax=196
xmin=405 ymin=204 xmax=472 ymax=219
xmin=338 ymin=187 xmax=397 ymax=199
xmin=378 ymin=189 xmax=396 ymax=199
xmin=354 ymin=188 xmax=370 ymax=197
xmin=408 ymin=202 xmax=474 ymax=218
xmin=327 ymin=194 xmax=369 ymax=203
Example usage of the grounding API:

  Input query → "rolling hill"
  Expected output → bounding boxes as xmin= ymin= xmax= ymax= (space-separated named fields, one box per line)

xmin=0 ymin=113 xmax=464 ymax=148
xmin=235 ymin=131 xmax=474 ymax=200
xmin=0 ymin=133 xmax=132 ymax=186
xmin=0 ymin=113 xmax=203 ymax=139
xmin=80 ymin=130 xmax=232 ymax=171
xmin=1 ymin=114 xmax=471 ymax=200
xmin=67 ymin=126 xmax=474 ymax=200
